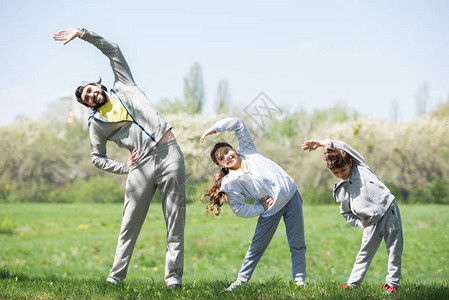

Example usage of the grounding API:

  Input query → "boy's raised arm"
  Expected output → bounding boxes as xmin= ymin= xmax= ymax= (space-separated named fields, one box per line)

xmin=301 ymin=140 xmax=326 ymax=152
xmin=324 ymin=140 xmax=367 ymax=166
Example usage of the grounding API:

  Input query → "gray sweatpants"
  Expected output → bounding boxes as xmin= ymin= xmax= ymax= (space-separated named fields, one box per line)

xmin=347 ymin=200 xmax=403 ymax=288
xmin=107 ymin=139 xmax=186 ymax=286
xmin=237 ymin=191 xmax=307 ymax=283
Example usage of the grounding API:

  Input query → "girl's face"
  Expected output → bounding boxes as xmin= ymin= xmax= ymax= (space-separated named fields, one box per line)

xmin=214 ymin=146 xmax=241 ymax=170
xmin=330 ymin=160 xmax=352 ymax=180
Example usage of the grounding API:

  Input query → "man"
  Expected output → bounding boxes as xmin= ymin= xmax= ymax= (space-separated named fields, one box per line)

xmin=53 ymin=28 xmax=186 ymax=288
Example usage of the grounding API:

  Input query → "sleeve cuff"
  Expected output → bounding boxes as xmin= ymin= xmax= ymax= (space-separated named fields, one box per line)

xmin=324 ymin=139 xmax=333 ymax=148
xmin=80 ymin=28 xmax=90 ymax=41
xmin=356 ymin=219 xmax=364 ymax=229
xmin=256 ymin=203 xmax=265 ymax=215
xmin=214 ymin=125 xmax=223 ymax=133
xmin=122 ymin=163 xmax=130 ymax=174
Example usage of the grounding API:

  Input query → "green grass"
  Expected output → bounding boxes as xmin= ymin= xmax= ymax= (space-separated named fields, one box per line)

xmin=1 ymin=270 xmax=447 ymax=300
xmin=0 ymin=202 xmax=448 ymax=299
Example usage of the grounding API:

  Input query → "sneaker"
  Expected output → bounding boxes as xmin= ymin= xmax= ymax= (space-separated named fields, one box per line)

xmin=337 ymin=284 xmax=352 ymax=290
xmin=226 ymin=280 xmax=244 ymax=292
xmin=106 ymin=276 xmax=124 ymax=286
xmin=296 ymin=281 xmax=305 ymax=287
xmin=381 ymin=283 xmax=397 ymax=294
xmin=168 ymin=283 xmax=182 ymax=290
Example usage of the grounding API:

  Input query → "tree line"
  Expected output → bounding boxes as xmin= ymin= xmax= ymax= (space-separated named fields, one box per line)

xmin=1 ymin=63 xmax=448 ymax=204
xmin=1 ymin=103 xmax=449 ymax=204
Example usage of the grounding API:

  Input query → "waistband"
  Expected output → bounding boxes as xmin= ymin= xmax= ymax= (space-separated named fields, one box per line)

xmin=378 ymin=198 xmax=397 ymax=223
xmin=152 ymin=138 xmax=178 ymax=150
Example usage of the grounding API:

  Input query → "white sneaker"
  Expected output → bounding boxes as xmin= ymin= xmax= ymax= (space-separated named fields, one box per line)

xmin=226 ymin=280 xmax=244 ymax=292
xmin=296 ymin=281 xmax=305 ymax=287
xmin=106 ymin=275 xmax=124 ymax=286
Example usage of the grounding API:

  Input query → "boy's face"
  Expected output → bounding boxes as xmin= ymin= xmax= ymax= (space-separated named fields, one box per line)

xmin=330 ymin=160 xmax=352 ymax=180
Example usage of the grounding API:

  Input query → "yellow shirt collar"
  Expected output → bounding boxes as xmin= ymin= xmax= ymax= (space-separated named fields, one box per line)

xmin=97 ymin=95 xmax=133 ymax=122
xmin=229 ymin=161 xmax=245 ymax=174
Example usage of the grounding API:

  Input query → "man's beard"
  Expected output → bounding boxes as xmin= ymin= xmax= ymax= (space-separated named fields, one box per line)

xmin=93 ymin=90 xmax=108 ymax=109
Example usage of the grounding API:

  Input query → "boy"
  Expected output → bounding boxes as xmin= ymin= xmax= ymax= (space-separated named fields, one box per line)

xmin=302 ymin=139 xmax=403 ymax=294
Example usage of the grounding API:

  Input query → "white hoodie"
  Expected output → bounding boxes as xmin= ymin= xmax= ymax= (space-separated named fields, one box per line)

xmin=215 ymin=118 xmax=298 ymax=218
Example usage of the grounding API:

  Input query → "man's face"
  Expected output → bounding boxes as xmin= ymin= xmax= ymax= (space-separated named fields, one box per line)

xmin=330 ymin=160 xmax=352 ymax=180
xmin=214 ymin=145 xmax=241 ymax=170
xmin=81 ymin=84 xmax=108 ymax=109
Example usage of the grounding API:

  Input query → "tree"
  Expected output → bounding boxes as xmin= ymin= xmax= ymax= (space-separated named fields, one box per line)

xmin=44 ymin=96 xmax=91 ymax=126
xmin=389 ymin=99 xmax=400 ymax=123
xmin=0 ymin=120 xmax=71 ymax=201
xmin=156 ymin=97 xmax=186 ymax=115
xmin=431 ymin=95 xmax=449 ymax=120
xmin=215 ymin=80 xmax=230 ymax=115
xmin=183 ymin=62 xmax=205 ymax=114
xmin=415 ymin=82 xmax=430 ymax=117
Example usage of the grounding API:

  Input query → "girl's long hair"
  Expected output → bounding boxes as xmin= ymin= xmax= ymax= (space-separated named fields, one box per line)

xmin=201 ymin=142 xmax=233 ymax=216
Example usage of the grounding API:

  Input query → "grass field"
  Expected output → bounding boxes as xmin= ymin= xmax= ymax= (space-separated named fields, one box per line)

xmin=1 ymin=201 xmax=448 ymax=299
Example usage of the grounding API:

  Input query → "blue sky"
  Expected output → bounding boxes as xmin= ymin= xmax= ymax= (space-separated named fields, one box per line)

xmin=1 ymin=0 xmax=448 ymax=124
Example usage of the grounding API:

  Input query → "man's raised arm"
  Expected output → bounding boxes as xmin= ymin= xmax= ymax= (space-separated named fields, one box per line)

xmin=53 ymin=28 xmax=135 ymax=87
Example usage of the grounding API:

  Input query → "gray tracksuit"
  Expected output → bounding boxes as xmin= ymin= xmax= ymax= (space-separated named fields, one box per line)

xmin=80 ymin=29 xmax=186 ymax=286
xmin=326 ymin=140 xmax=403 ymax=288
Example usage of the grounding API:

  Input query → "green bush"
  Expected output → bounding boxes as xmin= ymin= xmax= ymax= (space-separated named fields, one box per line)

xmin=0 ymin=215 xmax=15 ymax=234
xmin=50 ymin=177 xmax=125 ymax=203
xmin=0 ymin=179 xmax=53 ymax=203
xmin=408 ymin=188 xmax=425 ymax=204
xmin=384 ymin=181 xmax=405 ymax=204
xmin=404 ymin=178 xmax=449 ymax=204
xmin=428 ymin=178 xmax=449 ymax=204
xmin=0 ymin=177 xmax=124 ymax=203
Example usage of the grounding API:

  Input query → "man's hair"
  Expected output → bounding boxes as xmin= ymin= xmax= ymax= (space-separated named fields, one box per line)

xmin=75 ymin=78 xmax=107 ymax=107
xmin=324 ymin=147 xmax=352 ymax=169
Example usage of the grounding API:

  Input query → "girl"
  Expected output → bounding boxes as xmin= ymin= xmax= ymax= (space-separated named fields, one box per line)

xmin=200 ymin=117 xmax=306 ymax=291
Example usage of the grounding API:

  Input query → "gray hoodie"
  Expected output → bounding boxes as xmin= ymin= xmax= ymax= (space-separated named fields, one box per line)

xmin=326 ymin=140 xmax=395 ymax=229
xmin=80 ymin=29 xmax=172 ymax=174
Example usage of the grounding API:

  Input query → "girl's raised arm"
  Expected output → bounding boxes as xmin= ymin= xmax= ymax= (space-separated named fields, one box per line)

xmin=213 ymin=117 xmax=256 ymax=153
xmin=200 ymin=127 xmax=216 ymax=144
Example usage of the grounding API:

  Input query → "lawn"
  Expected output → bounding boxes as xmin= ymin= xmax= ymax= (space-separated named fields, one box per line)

xmin=0 ymin=201 xmax=448 ymax=299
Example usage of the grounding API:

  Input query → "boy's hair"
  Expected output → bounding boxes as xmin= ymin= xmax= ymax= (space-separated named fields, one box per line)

xmin=201 ymin=142 xmax=233 ymax=216
xmin=324 ymin=147 xmax=352 ymax=169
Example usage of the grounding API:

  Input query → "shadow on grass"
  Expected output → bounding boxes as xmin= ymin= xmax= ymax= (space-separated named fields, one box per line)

xmin=0 ymin=268 xmax=29 ymax=281
xmin=1 ymin=268 xmax=448 ymax=300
